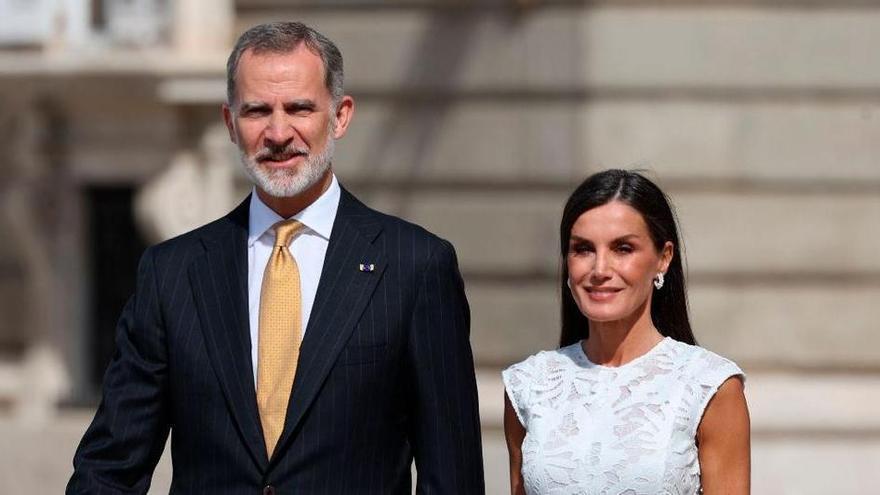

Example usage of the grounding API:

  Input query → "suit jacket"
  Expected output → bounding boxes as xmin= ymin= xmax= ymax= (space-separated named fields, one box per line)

xmin=68 ymin=188 xmax=485 ymax=494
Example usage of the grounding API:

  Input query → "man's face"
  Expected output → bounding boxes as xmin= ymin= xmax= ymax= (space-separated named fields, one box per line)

xmin=223 ymin=46 xmax=350 ymax=198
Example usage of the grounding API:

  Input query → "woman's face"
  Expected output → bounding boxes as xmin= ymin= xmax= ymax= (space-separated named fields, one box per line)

xmin=567 ymin=201 xmax=673 ymax=325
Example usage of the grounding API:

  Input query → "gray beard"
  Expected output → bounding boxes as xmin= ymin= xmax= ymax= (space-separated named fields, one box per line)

xmin=240 ymin=137 xmax=335 ymax=198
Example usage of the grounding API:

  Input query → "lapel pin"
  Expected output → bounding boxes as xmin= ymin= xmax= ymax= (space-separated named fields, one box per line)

xmin=359 ymin=263 xmax=375 ymax=272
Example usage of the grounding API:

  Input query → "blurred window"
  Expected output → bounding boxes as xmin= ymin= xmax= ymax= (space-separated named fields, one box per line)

xmin=101 ymin=0 xmax=169 ymax=46
xmin=0 ymin=0 xmax=55 ymax=46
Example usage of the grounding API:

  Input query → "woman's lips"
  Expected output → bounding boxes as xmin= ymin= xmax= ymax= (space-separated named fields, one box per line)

xmin=585 ymin=287 xmax=622 ymax=302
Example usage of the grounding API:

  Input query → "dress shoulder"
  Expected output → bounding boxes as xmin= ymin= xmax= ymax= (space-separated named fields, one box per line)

xmin=502 ymin=352 xmax=539 ymax=428
xmin=667 ymin=339 xmax=746 ymax=435
xmin=502 ymin=345 xmax=580 ymax=428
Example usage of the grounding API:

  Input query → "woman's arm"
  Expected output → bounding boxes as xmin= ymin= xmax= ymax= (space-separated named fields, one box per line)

xmin=697 ymin=376 xmax=751 ymax=494
xmin=504 ymin=392 xmax=527 ymax=495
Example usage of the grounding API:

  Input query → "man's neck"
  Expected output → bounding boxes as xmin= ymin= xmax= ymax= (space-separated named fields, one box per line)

xmin=256 ymin=170 xmax=333 ymax=219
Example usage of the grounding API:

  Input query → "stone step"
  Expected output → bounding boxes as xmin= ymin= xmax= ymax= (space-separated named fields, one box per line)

xmin=336 ymin=99 xmax=880 ymax=184
xmin=6 ymin=369 xmax=878 ymax=494
xmin=478 ymin=369 xmax=880 ymax=433
xmin=237 ymin=7 xmax=880 ymax=91
xmin=467 ymin=281 xmax=880 ymax=368
xmin=353 ymin=189 xmax=880 ymax=276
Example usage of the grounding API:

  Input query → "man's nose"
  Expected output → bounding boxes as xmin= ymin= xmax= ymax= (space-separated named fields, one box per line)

xmin=263 ymin=112 xmax=295 ymax=147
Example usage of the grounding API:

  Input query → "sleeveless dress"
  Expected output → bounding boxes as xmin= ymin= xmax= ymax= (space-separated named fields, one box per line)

xmin=502 ymin=337 xmax=744 ymax=495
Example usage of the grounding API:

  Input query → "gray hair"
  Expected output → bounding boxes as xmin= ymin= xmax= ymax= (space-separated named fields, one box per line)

xmin=226 ymin=22 xmax=344 ymax=107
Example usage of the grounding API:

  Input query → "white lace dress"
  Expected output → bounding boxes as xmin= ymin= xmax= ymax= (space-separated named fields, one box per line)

xmin=502 ymin=337 xmax=744 ymax=495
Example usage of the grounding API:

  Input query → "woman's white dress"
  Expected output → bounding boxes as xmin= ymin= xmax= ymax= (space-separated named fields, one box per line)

xmin=502 ymin=337 xmax=744 ymax=495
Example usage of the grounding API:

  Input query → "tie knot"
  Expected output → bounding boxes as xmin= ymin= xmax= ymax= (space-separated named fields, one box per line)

xmin=273 ymin=219 xmax=304 ymax=247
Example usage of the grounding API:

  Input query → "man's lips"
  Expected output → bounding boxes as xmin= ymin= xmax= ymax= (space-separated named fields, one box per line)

xmin=258 ymin=152 xmax=307 ymax=166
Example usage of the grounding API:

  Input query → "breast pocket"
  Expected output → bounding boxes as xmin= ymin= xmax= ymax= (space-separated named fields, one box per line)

xmin=338 ymin=342 xmax=388 ymax=366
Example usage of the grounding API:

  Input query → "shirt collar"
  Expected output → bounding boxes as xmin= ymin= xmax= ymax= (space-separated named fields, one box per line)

xmin=247 ymin=173 xmax=341 ymax=247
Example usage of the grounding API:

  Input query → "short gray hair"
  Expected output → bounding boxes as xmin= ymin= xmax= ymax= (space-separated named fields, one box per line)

xmin=226 ymin=22 xmax=344 ymax=107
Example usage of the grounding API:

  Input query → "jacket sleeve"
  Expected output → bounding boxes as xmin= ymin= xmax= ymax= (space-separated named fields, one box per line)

xmin=67 ymin=247 xmax=170 ymax=494
xmin=407 ymin=239 xmax=485 ymax=494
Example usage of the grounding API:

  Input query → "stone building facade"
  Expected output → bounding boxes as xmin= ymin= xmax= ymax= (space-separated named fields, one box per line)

xmin=0 ymin=0 xmax=878 ymax=492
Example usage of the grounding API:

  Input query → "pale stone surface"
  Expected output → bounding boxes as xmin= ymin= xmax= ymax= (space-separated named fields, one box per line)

xmin=239 ymin=8 xmax=583 ymax=91
xmin=173 ymin=0 xmax=233 ymax=53
xmin=51 ymin=80 xmax=180 ymax=182
xmin=334 ymin=100 xmax=580 ymax=183
xmin=468 ymin=282 xmax=560 ymax=367
xmin=13 ymin=371 xmax=879 ymax=494
xmin=0 ymin=410 xmax=171 ymax=494
xmin=362 ymin=190 xmax=562 ymax=275
xmin=677 ymin=192 xmax=880 ymax=273
xmin=751 ymin=438 xmax=880 ymax=494
xmin=746 ymin=373 xmax=880 ymax=433
xmin=0 ymin=279 xmax=25 ymax=345
xmin=690 ymin=285 xmax=880 ymax=369
xmin=479 ymin=370 xmax=880 ymax=432
xmin=359 ymin=190 xmax=880 ymax=276
xmin=134 ymin=125 xmax=238 ymax=243
xmin=13 ymin=343 xmax=69 ymax=424
xmin=581 ymin=101 xmax=880 ymax=181
xmin=2 ymin=2 xmax=880 ymax=491
xmin=466 ymin=280 xmax=880 ymax=367
xmin=0 ymin=0 xmax=55 ymax=45
xmin=339 ymin=100 xmax=880 ymax=183
xmin=582 ymin=8 xmax=880 ymax=89
xmin=238 ymin=7 xmax=880 ymax=91
xmin=480 ymin=369 xmax=880 ymax=493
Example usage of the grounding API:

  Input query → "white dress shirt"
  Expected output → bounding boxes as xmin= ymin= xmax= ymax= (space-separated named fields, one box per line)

xmin=247 ymin=175 xmax=340 ymax=382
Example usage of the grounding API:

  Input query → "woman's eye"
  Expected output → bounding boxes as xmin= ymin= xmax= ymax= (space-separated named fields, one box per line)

xmin=571 ymin=244 xmax=592 ymax=255
xmin=616 ymin=244 xmax=633 ymax=253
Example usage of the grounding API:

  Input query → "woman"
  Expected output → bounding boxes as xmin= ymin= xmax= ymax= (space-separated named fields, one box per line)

xmin=503 ymin=169 xmax=750 ymax=494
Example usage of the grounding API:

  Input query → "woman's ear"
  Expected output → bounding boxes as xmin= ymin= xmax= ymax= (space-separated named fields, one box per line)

xmin=659 ymin=241 xmax=674 ymax=273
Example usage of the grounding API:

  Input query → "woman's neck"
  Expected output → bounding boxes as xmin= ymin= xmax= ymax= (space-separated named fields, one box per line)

xmin=584 ymin=302 xmax=663 ymax=367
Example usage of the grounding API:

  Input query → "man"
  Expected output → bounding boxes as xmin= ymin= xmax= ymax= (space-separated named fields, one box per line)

xmin=68 ymin=22 xmax=484 ymax=494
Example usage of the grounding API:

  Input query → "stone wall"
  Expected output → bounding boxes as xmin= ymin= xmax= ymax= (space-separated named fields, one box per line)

xmin=0 ymin=0 xmax=877 ymax=492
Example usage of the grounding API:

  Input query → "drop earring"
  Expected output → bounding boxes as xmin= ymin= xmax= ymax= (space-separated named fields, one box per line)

xmin=653 ymin=272 xmax=665 ymax=290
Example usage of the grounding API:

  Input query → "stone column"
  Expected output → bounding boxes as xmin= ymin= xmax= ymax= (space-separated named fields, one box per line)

xmin=0 ymin=95 xmax=70 ymax=424
xmin=173 ymin=0 xmax=234 ymax=54
xmin=135 ymin=123 xmax=237 ymax=243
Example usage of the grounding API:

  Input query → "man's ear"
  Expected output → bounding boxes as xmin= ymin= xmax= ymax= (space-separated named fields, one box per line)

xmin=332 ymin=95 xmax=355 ymax=139
xmin=222 ymin=103 xmax=237 ymax=144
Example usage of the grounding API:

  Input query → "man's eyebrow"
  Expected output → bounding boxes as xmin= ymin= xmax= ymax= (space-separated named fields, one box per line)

xmin=284 ymin=99 xmax=316 ymax=110
xmin=238 ymin=101 xmax=268 ymax=112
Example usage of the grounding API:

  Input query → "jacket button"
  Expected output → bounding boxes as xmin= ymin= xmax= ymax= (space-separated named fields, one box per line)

xmin=263 ymin=486 xmax=275 ymax=495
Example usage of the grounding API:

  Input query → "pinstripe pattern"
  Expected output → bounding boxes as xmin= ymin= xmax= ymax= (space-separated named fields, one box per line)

xmin=68 ymin=187 xmax=485 ymax=494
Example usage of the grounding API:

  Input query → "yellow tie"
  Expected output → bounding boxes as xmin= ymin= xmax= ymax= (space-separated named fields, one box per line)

xmin=257 ymin=219 xmax=305 ymax=457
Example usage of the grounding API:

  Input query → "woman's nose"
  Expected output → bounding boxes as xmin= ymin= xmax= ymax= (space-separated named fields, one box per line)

xmin=591 ymin=251 xmax=612 ymax=280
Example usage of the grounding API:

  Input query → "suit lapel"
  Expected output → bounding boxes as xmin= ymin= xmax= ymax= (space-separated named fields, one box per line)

xmin=270 ymin=188 xmax=386 ymax=464
xmin=189 ymin=196 xmax=269 ymax=470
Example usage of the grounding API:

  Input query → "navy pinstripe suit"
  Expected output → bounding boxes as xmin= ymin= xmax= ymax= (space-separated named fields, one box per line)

xmin=68 ymin=188 xmax=485 ymax=494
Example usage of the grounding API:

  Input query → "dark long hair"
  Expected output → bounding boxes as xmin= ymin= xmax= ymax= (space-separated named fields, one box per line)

xmin=559 ymin=169 xmax=696 ymax=347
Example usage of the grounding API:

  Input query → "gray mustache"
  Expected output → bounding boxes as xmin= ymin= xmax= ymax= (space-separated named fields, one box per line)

xmin=255 ymin=145 xmax=309 ymax=162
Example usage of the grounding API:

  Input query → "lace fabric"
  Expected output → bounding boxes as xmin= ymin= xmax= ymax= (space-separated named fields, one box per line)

xmin=502 ymin=337 xmax=744 ymax=495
